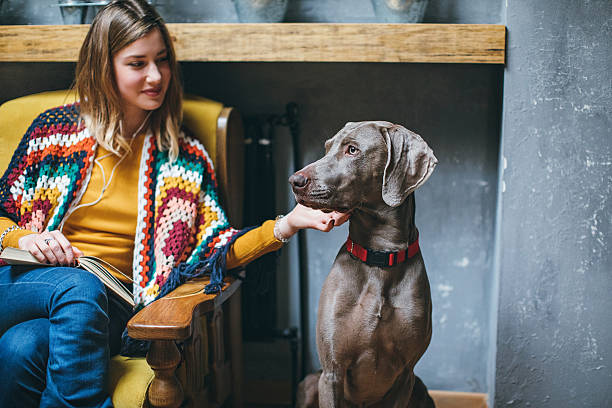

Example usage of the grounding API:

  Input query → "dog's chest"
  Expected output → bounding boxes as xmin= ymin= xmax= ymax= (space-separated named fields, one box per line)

xmin=321 ymin=258 xmax=430 ymax=399
xmin=336 ymin=261 xmax=417 ymax=332
xmin=351 ymin=279 xmax=418 ymax=343
xmin=327 ymin=256 xmax=428 ymax=354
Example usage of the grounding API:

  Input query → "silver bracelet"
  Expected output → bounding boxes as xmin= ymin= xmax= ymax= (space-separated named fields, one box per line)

xmin=0 ymin=225 xmax=24 ymax=252
xmin=273 ymin=215 xmax=290 ymax=243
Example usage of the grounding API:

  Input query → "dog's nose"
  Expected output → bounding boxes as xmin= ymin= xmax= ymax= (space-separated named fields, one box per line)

xmin=289 ymin=173 xmax=309 ymax=189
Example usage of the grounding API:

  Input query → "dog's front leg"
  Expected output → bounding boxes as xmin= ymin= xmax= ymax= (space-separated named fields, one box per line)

xmin=318 ymin=366 xmax=345 ymax=408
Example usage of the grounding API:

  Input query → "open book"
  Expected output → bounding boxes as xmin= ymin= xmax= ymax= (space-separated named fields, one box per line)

xmin=0 ymin=247 xmax=134 ymax=307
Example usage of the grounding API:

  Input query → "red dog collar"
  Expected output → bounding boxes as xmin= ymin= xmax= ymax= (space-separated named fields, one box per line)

xmin=345 ymin=234 xmax=420 ymax=267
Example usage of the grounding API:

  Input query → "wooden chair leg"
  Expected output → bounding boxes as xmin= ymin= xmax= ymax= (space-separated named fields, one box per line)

xmin=183 ymin=317 xmax=209 ymax=407
xmin=147 ymin=340 xmax=184 ymax=408
xmin=227 ymin=286 xmax=244 ymax=408
xmin=209 ymin=307 xmax=232 ymax=404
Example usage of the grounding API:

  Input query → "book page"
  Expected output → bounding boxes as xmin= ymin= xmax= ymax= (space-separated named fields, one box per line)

xmin=79 ymin=258 xmax=134 ymax=307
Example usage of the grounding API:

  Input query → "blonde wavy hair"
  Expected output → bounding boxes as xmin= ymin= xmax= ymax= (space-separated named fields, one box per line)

xmin=75 ymin=0 xmax=182 ymax=161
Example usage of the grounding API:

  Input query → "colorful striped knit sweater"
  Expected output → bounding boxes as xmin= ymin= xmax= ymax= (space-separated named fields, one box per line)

xmin=0 ymin=103 xmax=249 ymax=310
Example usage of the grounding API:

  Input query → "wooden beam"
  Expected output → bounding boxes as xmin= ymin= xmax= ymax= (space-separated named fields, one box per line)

xmin=0 ymin=23 xmax=505 ymax=64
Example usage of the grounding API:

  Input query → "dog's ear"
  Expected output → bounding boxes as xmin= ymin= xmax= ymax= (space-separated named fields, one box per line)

xmin=381 ymin=125 xmax=437 ymax=207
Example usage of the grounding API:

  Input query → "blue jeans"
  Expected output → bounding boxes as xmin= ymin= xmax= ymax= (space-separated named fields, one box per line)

xmin=0 ymin=265 xmax=132 ymax=408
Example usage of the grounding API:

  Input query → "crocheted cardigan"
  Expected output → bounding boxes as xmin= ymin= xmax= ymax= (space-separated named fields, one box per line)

xmin=0 ymin=103 xmax=249 ymax=310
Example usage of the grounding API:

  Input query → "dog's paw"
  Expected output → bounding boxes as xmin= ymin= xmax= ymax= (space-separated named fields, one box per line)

xmin=296 ymin=371 xmax=321 ymax=408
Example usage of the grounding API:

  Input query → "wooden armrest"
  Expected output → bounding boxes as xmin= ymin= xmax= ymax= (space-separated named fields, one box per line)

xmin=127 ymin=276 xmax=242 ymax=341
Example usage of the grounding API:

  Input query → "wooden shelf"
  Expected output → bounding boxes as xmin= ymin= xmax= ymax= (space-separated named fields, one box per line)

xmin=0 ymin=23 xmax=505 ymax=64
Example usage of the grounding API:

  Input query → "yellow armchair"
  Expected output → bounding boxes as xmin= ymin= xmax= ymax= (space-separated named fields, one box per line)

xmin=0 ymin=90 xmax=245 ymax=408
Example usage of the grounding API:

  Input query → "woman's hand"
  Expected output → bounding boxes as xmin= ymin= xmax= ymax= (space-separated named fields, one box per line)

xmin=18 ymin=231 xmax=84 ymax=266
xmin=277 ymin=204 xmax=351 ymax=240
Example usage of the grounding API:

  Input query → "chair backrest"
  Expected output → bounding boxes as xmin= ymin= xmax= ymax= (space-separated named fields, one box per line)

xmin=0 ymin=90 xmax=244 ymax=227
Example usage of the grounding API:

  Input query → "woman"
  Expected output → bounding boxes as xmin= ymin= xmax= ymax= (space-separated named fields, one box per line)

xmin=0 ymin=1 xmax=348 ymax=406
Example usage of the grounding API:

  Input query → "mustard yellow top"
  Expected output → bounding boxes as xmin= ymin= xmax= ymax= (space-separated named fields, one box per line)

xmin=0 ymin=135 xmax=283 ymax=282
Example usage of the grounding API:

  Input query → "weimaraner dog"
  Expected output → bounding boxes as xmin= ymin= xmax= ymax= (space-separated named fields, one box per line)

xmin=290 ymin=121 xmax=438 ymax=408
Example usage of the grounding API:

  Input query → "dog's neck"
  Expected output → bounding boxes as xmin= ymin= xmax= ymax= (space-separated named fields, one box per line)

xmin=349 ymin=194 xmax=418 ymax=252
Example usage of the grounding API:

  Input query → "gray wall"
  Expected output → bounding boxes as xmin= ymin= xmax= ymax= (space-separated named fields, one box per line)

xmin=495 ymin=0 xmax=612 ymax=407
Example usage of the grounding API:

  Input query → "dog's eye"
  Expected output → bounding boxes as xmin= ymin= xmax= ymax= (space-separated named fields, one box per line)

xmin=347 ymin=145 xmax=359 ymax=156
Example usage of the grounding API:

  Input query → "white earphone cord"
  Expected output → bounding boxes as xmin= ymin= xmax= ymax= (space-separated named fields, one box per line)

xmin=58 ymin=112 xmax=152 ymax=232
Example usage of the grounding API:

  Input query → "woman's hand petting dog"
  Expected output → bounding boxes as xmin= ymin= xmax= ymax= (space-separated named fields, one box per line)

xmin=278 ymin=203 xmax=351 ymax=239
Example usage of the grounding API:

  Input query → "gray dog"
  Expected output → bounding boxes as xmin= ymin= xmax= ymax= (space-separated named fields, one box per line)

xmin=290 ymin=121 xmax=438 ymax=408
